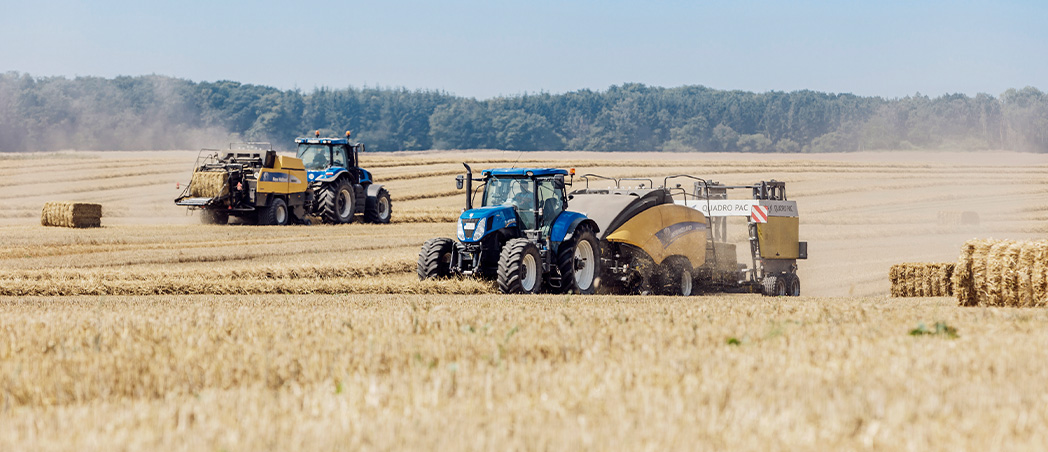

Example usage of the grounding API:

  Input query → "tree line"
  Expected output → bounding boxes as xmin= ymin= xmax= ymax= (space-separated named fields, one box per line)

xmin=1 ymin=72 xmax=1046 ymax=153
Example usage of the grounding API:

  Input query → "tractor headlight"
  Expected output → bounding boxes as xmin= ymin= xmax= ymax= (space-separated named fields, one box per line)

xmin=472 ymin=218 xmax=487 ymax=240
xmin=457 ymin=220 xmax=466 ymax=241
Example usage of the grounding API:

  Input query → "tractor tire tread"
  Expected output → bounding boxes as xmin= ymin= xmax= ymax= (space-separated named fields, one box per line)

xmin=364 ymin=187 xmax=393 ymax=224
xmin=497 ymin=238 xmax=540 ymax=294
xmin=418 ymin=237 xmax=455 ymax=280
xmin=556 ymin=227 xmax=600 ymax=294
xmin=316 ymin=180 xmax=354 ymax=224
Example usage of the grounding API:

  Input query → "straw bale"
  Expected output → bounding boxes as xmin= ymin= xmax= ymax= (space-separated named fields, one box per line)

xmin=953 ymin=239 xmax=1048 ymax=307
xmin=889 ymin=266 xmax=903 ymax=297
xmin=40 ymin=201 xmax=102 ymax=228
xmin=953 ymin=241 xmax=976 ymax=305
xmin=189 ymin=171 xmax=229 ymax=198
xmin=970 ymin=240 xmax=993 ymax=306
xmin=938 ymin=263 xmax=954 ymax=297
xmin=889 ymin=263 xmax=954 ymax=297
xmin=1035 ymin=245 xmax=1048 ymax=307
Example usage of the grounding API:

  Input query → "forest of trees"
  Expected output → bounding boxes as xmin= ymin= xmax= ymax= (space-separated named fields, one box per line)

xmin=1 ymin=71 xmax=1046 ymax=153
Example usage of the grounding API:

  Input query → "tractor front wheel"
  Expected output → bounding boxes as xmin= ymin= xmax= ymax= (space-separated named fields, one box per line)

xmin=497 ymin=239 xmax=542 ymax=294
xmin=418 ymin=238 xmax=455 ymax=280
xmin=364 ymin=187 xmax=392 ymax=224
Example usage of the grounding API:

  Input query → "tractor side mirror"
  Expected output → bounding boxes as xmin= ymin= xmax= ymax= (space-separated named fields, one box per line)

xmin=553 ymin=174 xmax=565 ymax=190
xmin=456 ymin=175 xmax=464 ymax=190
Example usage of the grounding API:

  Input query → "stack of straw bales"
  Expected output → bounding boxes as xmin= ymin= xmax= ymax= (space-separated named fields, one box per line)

xmin=953 ymin=239 xmax=1048 ymax=307
xmin=189 ymin=171 xmax=229 ymax=198
xmin=889 ymin=263 xmax=954 ymax=297
xmin=40 ymin=202 xmax=102 ymax=228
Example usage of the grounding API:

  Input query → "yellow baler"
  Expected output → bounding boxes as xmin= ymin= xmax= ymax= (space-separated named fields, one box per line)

xmin=568 ymin=177 xmax=805 ymax=297
xmin=176 ymin=147 xmax=312 ymax=226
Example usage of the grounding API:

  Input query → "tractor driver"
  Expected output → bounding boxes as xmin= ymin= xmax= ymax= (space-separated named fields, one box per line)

xmin=309 ymin=151 xmax=327 ymax=169
xmin=511 ymin=180 xmax=535 ymax=211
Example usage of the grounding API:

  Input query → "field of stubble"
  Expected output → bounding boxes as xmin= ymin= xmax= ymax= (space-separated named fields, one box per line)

xmin=2 ymin=150 xmax=1048 ymax=451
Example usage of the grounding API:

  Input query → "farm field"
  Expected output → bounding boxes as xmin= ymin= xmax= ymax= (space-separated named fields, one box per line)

xmin=2 ymin=149 xmax=1048 ymax=450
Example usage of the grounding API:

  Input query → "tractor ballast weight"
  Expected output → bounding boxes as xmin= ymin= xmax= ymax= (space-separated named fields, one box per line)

xmin=294 ymin=131 xmax=392 ymax=224
xmin=174 ymin=143 xmax=312 ymax=225
xmin=418 ymin=164 xmax=602 ymax=294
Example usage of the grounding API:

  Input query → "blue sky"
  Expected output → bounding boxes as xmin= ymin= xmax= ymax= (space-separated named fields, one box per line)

xmin=1 ymin=0 xmax=1044 ymax=99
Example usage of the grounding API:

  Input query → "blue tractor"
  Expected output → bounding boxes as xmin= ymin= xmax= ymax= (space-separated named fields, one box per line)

xmin=294 ymin=131 xmax=392 ymax=224
xmin=417 ymin=164 xmax=601 ymax=294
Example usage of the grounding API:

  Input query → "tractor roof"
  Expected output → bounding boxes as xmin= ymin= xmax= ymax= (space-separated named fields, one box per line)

xmin=295 ymin=138 xmax=350 ymax=145
xmin=482 ymin=168 xmax=569 ymax=177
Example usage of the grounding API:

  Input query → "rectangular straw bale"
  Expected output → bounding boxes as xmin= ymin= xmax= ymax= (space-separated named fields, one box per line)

xmin=1035 ymin=244 xmax=1048 ymax=307
xmin=919 ymin=265 xmax=933 ymax=296
xmin=189 ymin=171 xmax=229 ymax=198
xmin=889 ymin=263 xmax=955 ymax=297
xmin=954 ymin=239 xmax=1048 ymax=307
xmin=938 ymin=263 xmax=954 ymax=297
xmin=998 ymin=242 xmax=1023 ymax=306
xmin=889 ymin=265 xmax=903 ymax=297
xmin=953 ymin=241 xmax=976 ymax=305
xmin=40 ymin=201 xmax=102 ymax=228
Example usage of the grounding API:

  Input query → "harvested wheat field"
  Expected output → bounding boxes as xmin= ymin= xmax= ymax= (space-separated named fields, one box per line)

xmin=3 ymin=295 xmax=1048 ymax=451
xmin=3 ymin=150 xmax=1048 ymax=450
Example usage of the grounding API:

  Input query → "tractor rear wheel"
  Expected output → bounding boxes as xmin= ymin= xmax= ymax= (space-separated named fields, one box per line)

xmin=418 ymin=238 xmax=455 ymax=280
xmin=497 ymin=238 xmax=542 ymax=294
xmin=556 ymin=227 xmax=600 ymax=294
xmin=199 ymin=209 xmax=228 ymax=225
xmin=259 ymin=198 xmax=290 ymax=226
xmin=364 ymin=187 xmax=392 ymax=224
xmin=317 ymin=180 xmax=355 ymax=224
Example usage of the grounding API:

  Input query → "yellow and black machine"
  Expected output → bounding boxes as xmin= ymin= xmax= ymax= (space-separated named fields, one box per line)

xmin=567 ymin=175 xmax=806 ymax=296
xmin=175 ymin=143 xmax=311 ymax=225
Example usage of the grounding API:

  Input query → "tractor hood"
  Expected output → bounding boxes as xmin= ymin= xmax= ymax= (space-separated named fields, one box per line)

xmin=458 ymin=206 xmax=517 ymax=242
xmin=307 ymin=167 xmax=346 ymax=183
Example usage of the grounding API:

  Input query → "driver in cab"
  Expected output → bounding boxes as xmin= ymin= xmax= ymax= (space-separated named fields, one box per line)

xmin=509 ymin=180 xmax=534 ymax=211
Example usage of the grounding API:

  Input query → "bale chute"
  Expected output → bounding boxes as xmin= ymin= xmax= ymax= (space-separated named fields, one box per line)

xmin=189 ymin=171 xmax=229 ymax=198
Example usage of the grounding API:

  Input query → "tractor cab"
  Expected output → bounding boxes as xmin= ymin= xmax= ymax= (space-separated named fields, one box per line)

xmin=458 ymin=168 xmax=569 ymax=242
xmin=294 ymin=133 xmax=372 ymax=186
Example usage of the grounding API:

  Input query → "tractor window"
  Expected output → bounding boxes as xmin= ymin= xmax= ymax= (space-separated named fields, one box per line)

xmin=298 ymin=145 xmax=330 ymax=170
xmin=537 ymin=179 xmax=564 ymax=232
xmin=332 ymin=146 xmax=348 ymax=168
xmin=483 ymin=177 xmax=537 ymax=229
